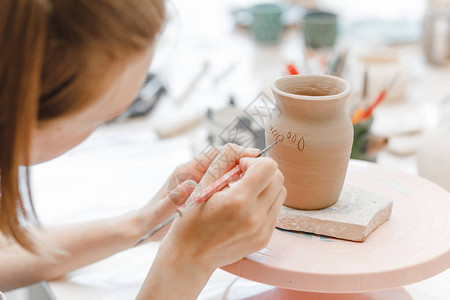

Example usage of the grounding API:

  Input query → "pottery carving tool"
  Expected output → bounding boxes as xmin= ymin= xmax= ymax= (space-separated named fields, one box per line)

xmin=362 ymin=66 xmax=369 ymax=101
xmin=359 ymin=72 xmax=400 ymax=120
xmin=213 ymin=62 xmax=236 ymax=85
xmin=287 ymin=63 xmax=299 ymax=75
xmin=174 ymin=61 xmax=209 ymax=105
xmin=134 ymin=140 xmax=280 ymax=247
xmin=350 ymin=67 xmax=370 ymax=125
xmin=352 ymin=72 xmax=400 ymax=124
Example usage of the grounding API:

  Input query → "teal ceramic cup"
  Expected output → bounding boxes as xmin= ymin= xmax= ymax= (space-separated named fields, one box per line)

xmin=303 ymin=11 xmax=337 ymax=49
xmin=351 ymin=117 xmax=376 ymax=162
xmin=250 ymin=4 xmax=283 ymax=43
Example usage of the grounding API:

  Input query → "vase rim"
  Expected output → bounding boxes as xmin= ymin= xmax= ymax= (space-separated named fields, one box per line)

xmin=272 ymin=74 xmax=351 ymax=101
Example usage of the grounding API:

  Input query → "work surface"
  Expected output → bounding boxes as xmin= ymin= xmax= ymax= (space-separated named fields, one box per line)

xmin=223 ymin=160 xmax=450 ymax=293
xmin=27 ymin=0 xmax=450 ymax=298
xmin=35 ymin=141 xmax=450 ymax=299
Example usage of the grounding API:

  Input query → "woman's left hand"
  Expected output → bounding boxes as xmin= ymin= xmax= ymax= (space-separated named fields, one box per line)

xmin=133 ymin=144 xmax=260 ymax=242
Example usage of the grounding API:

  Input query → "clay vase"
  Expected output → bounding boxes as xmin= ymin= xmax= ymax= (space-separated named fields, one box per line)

xmin=266 ymin=74 xmax=353 ymax=210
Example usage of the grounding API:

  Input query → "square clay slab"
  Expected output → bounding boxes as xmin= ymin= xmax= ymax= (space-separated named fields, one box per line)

xmin=276 ymin=184 xmax=393 ymax=242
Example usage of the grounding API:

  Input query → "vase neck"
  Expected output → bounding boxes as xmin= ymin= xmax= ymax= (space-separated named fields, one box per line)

xmin=275 ymin=95 xmax=347 ymax=119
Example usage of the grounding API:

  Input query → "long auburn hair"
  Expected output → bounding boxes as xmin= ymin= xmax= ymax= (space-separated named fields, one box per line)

xmin=0 ymin=0 xmax=165 ymax=250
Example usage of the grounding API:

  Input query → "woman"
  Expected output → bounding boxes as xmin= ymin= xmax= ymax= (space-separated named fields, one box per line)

xmin=0 ymin=0 xmax=286 ymax=298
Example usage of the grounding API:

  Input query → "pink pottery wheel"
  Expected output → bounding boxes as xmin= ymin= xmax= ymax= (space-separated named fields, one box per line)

xmin=221 ymin=160 xmax=450 ymax=297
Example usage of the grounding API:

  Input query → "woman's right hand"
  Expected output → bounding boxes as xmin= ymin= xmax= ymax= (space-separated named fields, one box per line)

xmin=137 ymin=145 xmax=286 ymax=299
xmin=163 ymin=155 xmax=286 ymax=271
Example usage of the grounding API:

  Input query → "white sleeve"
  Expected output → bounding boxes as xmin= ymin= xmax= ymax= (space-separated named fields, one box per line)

xmin=0 ymin=291 xmax=5 ymax=299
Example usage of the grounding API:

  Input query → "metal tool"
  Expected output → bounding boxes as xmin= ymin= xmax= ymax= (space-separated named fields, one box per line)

xmin=256 ymin=140 xmax=280 ymax=157
xmin=134 ymin=140 xmax=280 ymax=247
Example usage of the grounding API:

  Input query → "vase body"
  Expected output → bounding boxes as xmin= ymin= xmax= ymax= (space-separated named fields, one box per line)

xmin=266 ymin=75 xmax=353 ymax=210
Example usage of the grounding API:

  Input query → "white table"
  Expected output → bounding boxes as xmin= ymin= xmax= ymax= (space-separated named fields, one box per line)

xmin=30 ymin=120 xmax=449 ymax=300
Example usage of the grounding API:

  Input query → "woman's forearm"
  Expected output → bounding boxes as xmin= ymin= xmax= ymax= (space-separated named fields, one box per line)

xmin=136 ymin=241 xmax=214 ymax=300
xmin=0 ymin=212 xmax=143 ymax=291
xmin=0 ymin=188 xmax=185 ymax=292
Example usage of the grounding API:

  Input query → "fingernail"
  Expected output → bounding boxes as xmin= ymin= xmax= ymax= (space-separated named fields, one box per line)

xmin=180 ymin=180 xmax=196 ymax=193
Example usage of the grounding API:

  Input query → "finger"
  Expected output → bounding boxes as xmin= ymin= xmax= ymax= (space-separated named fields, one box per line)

xmin=234 ymin=157 xmax=278 ymax=196
xmin=164 ymin=180 xmax=197 ymax=208
xmin=267 ymin=186 xmax=286 ymax=216
xmin=199 ymin=144 xmax=259 ymax=187
xmin=264 ymin=186 xmax=286 ymax=233
xmin=145 ymin=180 xmax=198 ymax=242
xmin=176 ymin=144 xmax=260 ymax=186
xmin=154 ymin=146 xmax=259 ymax=206
xmin=182 ymin=145 xmax=223 ymax=179
xmin=237 ymin=157 xmax=255 ymax=173
xmin=257 ymin=170 xmax=284 ymax=210
xmin=151 ymin=172 xmax=200 ymax=207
